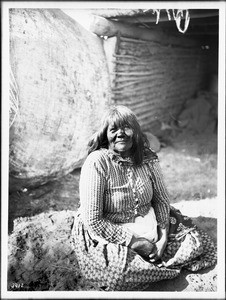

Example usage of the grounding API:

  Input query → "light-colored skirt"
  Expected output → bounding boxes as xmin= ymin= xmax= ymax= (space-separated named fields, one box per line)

xmin=71 ymin=206 xmax=217 ymax=291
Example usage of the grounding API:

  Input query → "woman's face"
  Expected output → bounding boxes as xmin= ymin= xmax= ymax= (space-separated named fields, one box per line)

xmin=107 ymin=121 xmax=134 ymax=157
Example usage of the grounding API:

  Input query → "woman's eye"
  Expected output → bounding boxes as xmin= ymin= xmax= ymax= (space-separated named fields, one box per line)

xmin=124 ymin=127 xmax=133 ymax=134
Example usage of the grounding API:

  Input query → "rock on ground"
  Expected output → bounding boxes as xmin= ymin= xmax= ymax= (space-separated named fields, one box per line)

xmin=8 ymin=201 xmax=217 ymax=292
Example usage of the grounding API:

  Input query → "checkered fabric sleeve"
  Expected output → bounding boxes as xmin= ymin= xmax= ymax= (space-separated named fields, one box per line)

xmin=79 ymin=151 xmax=133 ymax=246
xmin=148 ymin=159 xmax=170 ymax=229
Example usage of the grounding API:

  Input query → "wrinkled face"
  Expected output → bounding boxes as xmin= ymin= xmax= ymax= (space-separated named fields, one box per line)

xmin=107 ymin=121 xmax=134 ymax=157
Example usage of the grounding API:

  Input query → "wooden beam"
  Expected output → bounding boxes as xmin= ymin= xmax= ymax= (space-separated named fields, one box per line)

xmin=88 ymin=8 xmax=218 ymax=20
xmin=143 ymin=20 xmax=219 ymax=29
xmin=188 ymin=16 xmax=219 ymax=26
xmin=110 ymin=11 xmax=219 ymax=24
xmin=89 ymin=15 xmax=198 ymax=47
xmin=90 ymin=8 xmax=144 ymax=18
xmin=185 ymin=32 xmax=219 ymax=36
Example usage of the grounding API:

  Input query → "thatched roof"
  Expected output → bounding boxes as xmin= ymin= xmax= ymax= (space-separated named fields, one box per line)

xmin=90 ymin=8 xmax=219 ymax=37
xmin=69 ymin=8 xmax=218 ymax=41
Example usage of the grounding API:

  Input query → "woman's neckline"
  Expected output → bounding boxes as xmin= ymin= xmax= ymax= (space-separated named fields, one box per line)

xmin=105 ymin=148 xmax=133 ymax=163
xmin=100 ymin=148 xmax=158 ymax=166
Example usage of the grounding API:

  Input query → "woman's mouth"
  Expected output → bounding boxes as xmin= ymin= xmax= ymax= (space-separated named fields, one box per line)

xmin=116 ymin=139 xmax=127 ymax=143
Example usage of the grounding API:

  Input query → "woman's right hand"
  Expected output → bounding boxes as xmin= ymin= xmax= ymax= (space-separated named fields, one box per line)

xmin=128 ymin=236 xmax=156 ymax=259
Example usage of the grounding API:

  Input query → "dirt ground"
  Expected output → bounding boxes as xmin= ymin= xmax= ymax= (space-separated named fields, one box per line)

xmin=7 ymin=130 xmax=219 ymax=292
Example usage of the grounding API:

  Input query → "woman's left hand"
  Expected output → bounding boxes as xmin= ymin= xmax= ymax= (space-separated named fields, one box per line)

xmin=148 ymin=240 xmax=167 ymax=262
xmin=148 ymin=223 xmax=169 ymax=263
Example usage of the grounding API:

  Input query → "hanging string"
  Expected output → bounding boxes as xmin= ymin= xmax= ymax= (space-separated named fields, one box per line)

xmin=152 ymin=9 xmax=190 ymax=34
xmin=166 ymin=9 xmax=172 ymax=21
xmin=152 ymin=9 xmax=161 ymax=24
xmin=172 ymin=9 xmax=190 ymax=34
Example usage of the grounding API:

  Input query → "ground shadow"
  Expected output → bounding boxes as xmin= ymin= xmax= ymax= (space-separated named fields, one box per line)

xmin=8 ymin=168 xmax=81 ymax=233
xmin=144 ymin=264 xmax=217 ymax=291
xmin=191 ymin=216 xmax=217 ymax=243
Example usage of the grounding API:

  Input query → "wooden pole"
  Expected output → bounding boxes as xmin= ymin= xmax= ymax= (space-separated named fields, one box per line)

xmin=116 ymin=11 xmax=219 ymax=24
xmin=89 ymin=15 xmax=198 ymax=47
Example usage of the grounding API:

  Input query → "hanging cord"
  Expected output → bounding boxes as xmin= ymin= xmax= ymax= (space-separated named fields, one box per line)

xmin=172 ymin=9 xmax=190 ymax=34
xmin=152 ymin=9 xmax=161 ymax=24
xmin=166 ymin=9 xmax=172 ymax=21
xmin=152 ymin=9 xmax=190 ymax=34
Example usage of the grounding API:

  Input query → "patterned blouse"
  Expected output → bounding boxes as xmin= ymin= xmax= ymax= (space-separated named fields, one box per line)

xmin=79 ymin=148 xmax=170 ymax=247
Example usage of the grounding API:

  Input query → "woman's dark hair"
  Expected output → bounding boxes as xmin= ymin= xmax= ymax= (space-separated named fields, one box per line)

xmin=87 ymin=105 xmax=151 ymax=165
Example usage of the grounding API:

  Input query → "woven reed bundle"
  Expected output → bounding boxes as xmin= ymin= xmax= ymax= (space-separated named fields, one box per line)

xmin=9 ymin=67 xmax=19 ymax=128
xmin=8 ymin=210 xmax=101 ymax=291
xmin=9 ymin=9 xmax=111 ymax=187
xmin=111 ymin=35 xmax=207 ymax=131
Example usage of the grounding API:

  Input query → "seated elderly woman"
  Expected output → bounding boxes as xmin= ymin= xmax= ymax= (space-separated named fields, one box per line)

xmin=71 ymin=105 xmax=217 ymax=291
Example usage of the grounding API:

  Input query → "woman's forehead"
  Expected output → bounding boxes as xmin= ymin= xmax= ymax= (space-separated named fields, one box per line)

xmin=108 ymin=117 xmax=129 ymax=128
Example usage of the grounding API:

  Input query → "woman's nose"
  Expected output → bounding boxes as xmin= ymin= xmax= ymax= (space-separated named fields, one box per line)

xmin=117 ymin=128 xmax=125 ymax=135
